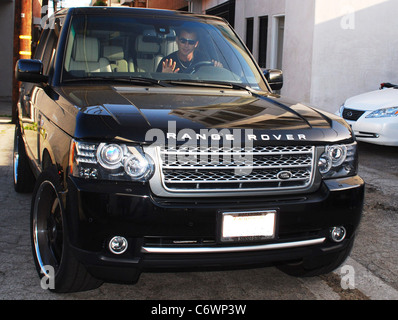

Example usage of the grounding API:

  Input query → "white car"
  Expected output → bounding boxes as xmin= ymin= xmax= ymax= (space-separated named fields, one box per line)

xmin=337 ymin=83 xmax=398 ymax=146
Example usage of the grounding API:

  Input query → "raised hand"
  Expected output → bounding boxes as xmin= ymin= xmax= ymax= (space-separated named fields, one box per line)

xmin=162 ymin=59 xmax=180 ymax=73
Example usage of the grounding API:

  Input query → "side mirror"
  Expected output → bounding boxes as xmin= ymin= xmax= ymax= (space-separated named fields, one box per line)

xmin=263 ymin=69 xmax=283 ymax=91
xmin=15 ymin=59 xmax=48 ymax=83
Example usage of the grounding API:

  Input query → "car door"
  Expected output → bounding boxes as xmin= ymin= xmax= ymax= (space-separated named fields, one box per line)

xmin=19 ymin=29 xmax=49 ymax=169
xmin=20 ymin=27 xmax=58 ymax=171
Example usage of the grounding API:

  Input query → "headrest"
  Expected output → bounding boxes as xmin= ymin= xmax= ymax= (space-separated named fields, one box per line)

xmin=135 ymin=35 xmax=160 ymax=54
xmin=103 ymin=46 xmax=124 ymax=61
xmin=73 ymin=36 xmax=99 ymax=62
xmin=162 ymin=39 xmax=178 ymax=56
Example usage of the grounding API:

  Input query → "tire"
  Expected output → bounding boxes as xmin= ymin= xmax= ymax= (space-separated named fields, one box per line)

xmin=30 ymin=167 xmax=103 ymax=293
xmin=277 ymin=236 xmax=355 ymax=277
xmin=13 ymin=125 xmax=35 ymax=193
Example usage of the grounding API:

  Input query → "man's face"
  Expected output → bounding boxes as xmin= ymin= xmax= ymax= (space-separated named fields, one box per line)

xmin=177 ymin=31 xmax=198 ymax=58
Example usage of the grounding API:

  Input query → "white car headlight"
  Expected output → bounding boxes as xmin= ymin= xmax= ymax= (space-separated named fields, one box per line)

xmin=366 ymin=106 xmax=398 ymax=118
xmin=70 ymin=140 xmax=154 ymax=181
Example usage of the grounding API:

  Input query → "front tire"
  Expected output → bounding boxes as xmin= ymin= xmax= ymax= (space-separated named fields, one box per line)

xmin=30 ymin=168 xmax=103 ymax=293
xmin=13 ymin=125 xmax=35 ymax=193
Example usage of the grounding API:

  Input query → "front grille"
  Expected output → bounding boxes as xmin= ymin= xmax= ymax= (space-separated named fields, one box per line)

xmin=159 ymin=145 xmax=315 ymax=192
xmin=342 ymin=108 xmax=365 ymax=121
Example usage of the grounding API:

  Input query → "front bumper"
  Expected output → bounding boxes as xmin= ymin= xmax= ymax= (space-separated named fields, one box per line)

xmin=345 ymin=116 xmax=398 ymax=146
xmin=65 ymin=175 xmax=364 ymax=283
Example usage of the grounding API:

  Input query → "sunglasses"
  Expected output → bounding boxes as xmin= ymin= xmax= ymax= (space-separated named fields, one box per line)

xmin=179 ymin=37 xmax=197 ymax=45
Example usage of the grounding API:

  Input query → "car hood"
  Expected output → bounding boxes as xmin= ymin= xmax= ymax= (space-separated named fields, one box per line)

xmin=344 ymin=88 xmax=398 ymax=111
xmin=57 ymin=85 xmax=352 ymax=144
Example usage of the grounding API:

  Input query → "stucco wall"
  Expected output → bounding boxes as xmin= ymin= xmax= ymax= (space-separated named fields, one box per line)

xmin=310 ymin=0 xmax=398 ymax=112
xmin=282 ymin=0 xmax=315 ymax=105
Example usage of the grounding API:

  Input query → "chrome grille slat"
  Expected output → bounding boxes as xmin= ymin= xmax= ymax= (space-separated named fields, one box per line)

xmin=163 ymin=151 xmax=313 ymax=155
xmin=162 ymin=145 xmax=314 ymax=153
xmin=162 ymin=165 xmax=311 ymax=169
xmin=158 ymin=145 xmax=315 ymax=192
xmin=163 ymin=170 xmax=310 ymax=182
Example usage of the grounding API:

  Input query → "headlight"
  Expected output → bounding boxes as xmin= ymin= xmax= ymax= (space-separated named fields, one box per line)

xmin=366 ymin=106 xmax=398 ymax=118
xmin=337 ymin=104 xmax=345 ymax=116
xmin=327 ymin=145 xmax=347 ymax=167
xmin=124 ymin=153 xmax=151 ymax=179
xmin=97 ymin=144 xmax=123 ymax=169
xmin=69 ymin=140 xmax=154 ymax=181
xmin=318 ymin=143 xmax=357 ymax=179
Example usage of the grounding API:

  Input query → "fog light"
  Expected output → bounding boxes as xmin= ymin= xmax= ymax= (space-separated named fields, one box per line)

xmin=330 ymin=226 xmax=346 ymax=242
xmin=109 ymin=236 xmax=128 ymax=254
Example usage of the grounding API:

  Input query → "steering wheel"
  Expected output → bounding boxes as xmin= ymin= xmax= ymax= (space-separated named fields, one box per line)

xmin=186 ymin=61 xmax=214 ymax=74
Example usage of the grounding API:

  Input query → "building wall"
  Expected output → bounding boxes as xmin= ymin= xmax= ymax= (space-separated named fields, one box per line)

xmin=234 ymin=0 xmax=284 ymax=66
xmin=201 ymin=0 xmax=285 ymax=63
xmin=282 ymin=0 xmax=315 ymax=106
xmin=148 ymin=0 xmax=187 ymax=10
xmin=199 ymin=1 xmax=290 ymax=93
xmin=0 ymin=1 xmax=15 ymax=99
xmin=199 ymin=0 xmax=228 ymax=12
xmin=310 ymin=0 xmax=398 ymax=112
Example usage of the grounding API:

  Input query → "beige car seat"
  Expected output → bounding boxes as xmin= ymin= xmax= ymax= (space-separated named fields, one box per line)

xmin=103 ymin=46 xmax=135 ymax=73
xmin=69 ymin=36 xmax=112 ymax=73
xmin=135 ymin=35 xmax=160 ymax=72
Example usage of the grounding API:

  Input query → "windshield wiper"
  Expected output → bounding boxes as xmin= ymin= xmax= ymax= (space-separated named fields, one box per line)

xmin=63 ymin=76 xmax=169 ymax=87
xmin=164 ymin=80 xmax=255 ymax=92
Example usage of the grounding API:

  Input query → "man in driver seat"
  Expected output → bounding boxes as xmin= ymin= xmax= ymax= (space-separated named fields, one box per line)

xmin=157 ymin=28 xmax=222 ymax=73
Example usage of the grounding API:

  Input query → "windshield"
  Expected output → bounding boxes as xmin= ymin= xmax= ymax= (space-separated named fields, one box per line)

xmin=62 ymin=13 xmax=268 ymax=91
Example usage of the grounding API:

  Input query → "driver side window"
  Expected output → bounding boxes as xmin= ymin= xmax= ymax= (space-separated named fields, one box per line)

xmin=41 ymin=30 xmax=58 ymax=76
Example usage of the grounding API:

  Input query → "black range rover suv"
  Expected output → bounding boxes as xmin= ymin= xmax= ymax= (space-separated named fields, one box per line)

xmin=14 ymin=7 xmax=364 ymax=293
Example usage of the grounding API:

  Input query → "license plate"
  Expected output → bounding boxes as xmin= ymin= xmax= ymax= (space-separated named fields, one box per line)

xmin=221 ymin=210 xmax=276 ymax=242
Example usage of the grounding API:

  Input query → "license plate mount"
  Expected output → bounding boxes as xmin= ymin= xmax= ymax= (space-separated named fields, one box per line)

xmin=220 ymin=210 xmax=277 ymax=243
